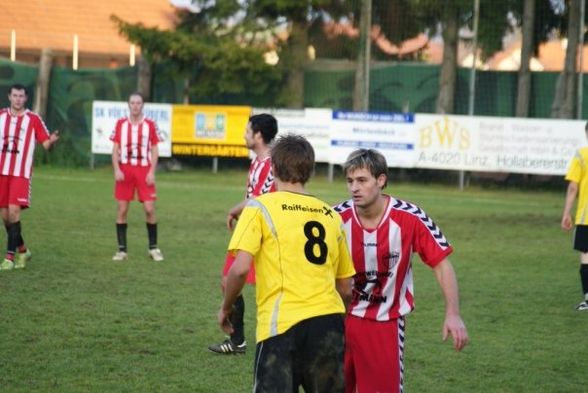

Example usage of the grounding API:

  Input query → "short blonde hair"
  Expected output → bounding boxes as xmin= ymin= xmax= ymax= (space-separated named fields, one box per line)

xmin=343 ymin=149 xmax=388 ymax=188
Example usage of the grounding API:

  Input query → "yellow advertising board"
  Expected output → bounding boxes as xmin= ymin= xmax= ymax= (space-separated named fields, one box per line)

xmin=171 ymin=104 xmax=252 ymax=157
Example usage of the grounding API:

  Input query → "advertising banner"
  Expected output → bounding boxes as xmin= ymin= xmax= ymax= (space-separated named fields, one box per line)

xmin=329 ymin=111 xmax=417 ymax=166
xmin=171 ymin=105 xmax=251 ymax=157
xmin=91 ymin=101 xmax=172 ymax=157
xmin=253 ymin=108 xmax=332 ymax=163
xmin=414 ymin=114 xmax=585 ymax=175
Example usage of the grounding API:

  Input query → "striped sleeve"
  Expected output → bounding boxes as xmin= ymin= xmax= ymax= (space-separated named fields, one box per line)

xmin=392 ymin=199 xmax=452 ymax=267
xmin=31 ymin=112 xmax=50 ymax=143
xmin=147 ymin=119 xmax=161 ymax=145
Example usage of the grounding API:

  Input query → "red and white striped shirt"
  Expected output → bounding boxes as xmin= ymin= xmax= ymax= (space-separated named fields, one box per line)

xmin=334 ymin=196 xmax=452 ymax=321
xmin=0 ymin=108 xmax=50 ymax=179
xmin=110 ymin=117 xmax=161 ymax=167
xmin=246 ymin=156 xmax=275 ymax=198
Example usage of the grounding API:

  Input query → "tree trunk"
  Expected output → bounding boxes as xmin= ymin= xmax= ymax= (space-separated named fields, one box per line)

xmin=353 ymin=0 xmax=372 ymax=111
xmin=137 ymin=55 xmax=152 ymax=101
xmin=436 ymin=2 xmax=458 ymax=114
xmin=552 ymin=0 xmax=581 ymax=118
xmin=34 ymin=48 xmax=53 ymax=118
xmin=280 ymin=21 xmax=308 ymax=109
xmin=516 ymin=0 xmax=535 ymax=117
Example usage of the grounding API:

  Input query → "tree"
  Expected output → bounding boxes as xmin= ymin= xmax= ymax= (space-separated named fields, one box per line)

xmin=409 ymin=0 xmax=515 ymax=114
xmin=251 ymin=0 xmax=353 ymax=108
xmin=111 ymin=2 xmax=283 ymax=106
xmin=516 ymin=0 xmax=535 ymax=118
xmin=114 ymin=1 xmax=356 ymax=108
xmin=354 ymin=0 xmax=371 ymax=111
xmin=551 ymin=0 xmax=582 ymax=118
xmin=436 ymin=1 xmax=460 ymax=114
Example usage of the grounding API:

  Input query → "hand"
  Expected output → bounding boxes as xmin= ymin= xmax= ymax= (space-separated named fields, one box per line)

xmin=146 ymin=171 xmax=155 ymax=186
xmin=217 ymin=305 xmax=234 ymax=334
xmin=442 ymin=314 xmax=469 ymax=351
xmin=561 ymin=213 xmax=573 ymax=231
xmin=226 ymin=210 xmax=239 ymax=231
xmin=50 ymin=130 xmax=60 ymax=144
xmin=114 ymin=168 xmax=125 ymax=182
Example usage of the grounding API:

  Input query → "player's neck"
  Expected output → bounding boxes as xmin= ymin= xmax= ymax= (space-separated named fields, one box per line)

xmin=356 ymin=194 xmax=388 ymax=228
xmin=9 ymin=107 xmax=25 ymax=116
xmin=254 ymin=145 xmax=270 ymax=159
xmin=129 ymin=114 xmax=143 ymax=124
xmin=275 ymin=179 xmax=306 ymax=194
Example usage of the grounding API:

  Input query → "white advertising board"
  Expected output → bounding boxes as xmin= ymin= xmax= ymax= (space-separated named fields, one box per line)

xmin=91 ymin=101 xmax=172 ymax=157
xmin=253 ymin=108 xmax=332 ymax=163
xmin=414 ymin=114 xmax=586 ymax=175
xmin=329 ymin=110 xmax=417 ymax=166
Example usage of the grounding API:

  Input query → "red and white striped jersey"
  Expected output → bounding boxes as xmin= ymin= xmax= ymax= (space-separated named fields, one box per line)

xmin=246 ymin=156 xmax=275 ymax=199
xmin=334 ymin=196 xmax=453 ymax=321
xmin=0 ymin=108 xmax=50 ymax=179
xmin=110 ymin=117 xmax=161 ymax=167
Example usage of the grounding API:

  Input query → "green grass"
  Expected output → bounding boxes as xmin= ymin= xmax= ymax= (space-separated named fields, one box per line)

xmin=0 ymin=166 xmax=587 ymax=393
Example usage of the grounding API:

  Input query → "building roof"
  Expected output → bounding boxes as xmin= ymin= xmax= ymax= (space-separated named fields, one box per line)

xmin=322 ymin=21 xmax=429 ymax=58
xmin=0 ymin=0 xmax=177 ymax=57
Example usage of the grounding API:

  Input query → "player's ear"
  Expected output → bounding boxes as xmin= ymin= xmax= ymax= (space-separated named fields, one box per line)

xmin=376 ymin=173 xmax=387 ymax=189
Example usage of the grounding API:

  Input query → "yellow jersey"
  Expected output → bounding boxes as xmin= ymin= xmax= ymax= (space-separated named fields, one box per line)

xmin=228 ymin=191 xmax=356 ymax=343
xmin=566 ymin=147 xmax=588 ymax=224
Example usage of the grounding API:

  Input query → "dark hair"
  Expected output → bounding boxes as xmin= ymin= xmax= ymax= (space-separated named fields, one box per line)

xmin=343 ymin=149 xmax=388 ymax=188
xmin=9 ymin=83 xmax=27 ymax=96
xmin=271 ymin=134 xmax=315 ymax=185
xmin=128 ymin=92 xmax=144 ymax=102
xmin=249 ymin=114 xmax=278 ymax=144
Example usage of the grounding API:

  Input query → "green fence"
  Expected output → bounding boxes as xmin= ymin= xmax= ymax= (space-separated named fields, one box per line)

xmin=0 ymin=56 xmax=585 ymax=166
xmin=304 ymin=61 xmax=565 ymax=118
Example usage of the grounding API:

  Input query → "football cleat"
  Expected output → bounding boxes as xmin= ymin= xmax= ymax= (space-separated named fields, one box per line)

xmin=208 ymin=339 xmax=246 ymax=354
xmin=14 ymin=249 xmax=32 ymax=269
xmin=0 ymin=258 xmax=15 ymax=271
xmin=148 ymin=248 xmax=164 ymax=262
xmin=576 ymin=301 xmax=588 ymax=311
xmin=112 ymin=251 xmax=128 ymax=261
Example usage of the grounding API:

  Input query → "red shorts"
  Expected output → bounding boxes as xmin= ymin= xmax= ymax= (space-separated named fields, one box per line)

xmin=115 ymin=164 xmax=157 ymax=202
xmin=222 ymin=252 xmax=256 ymax=284
xmin=0 ymin=175 xmax=31 ymax=208
xmin=344 ymin=315 xmax=406 ymax=393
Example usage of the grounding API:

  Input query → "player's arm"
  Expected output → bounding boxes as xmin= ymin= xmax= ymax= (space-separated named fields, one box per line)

xmin=41 ymin=131 xmax=59 ymax=150
xmin=218 ymin=250 xmax=253 ymax=334
xmin=433 ymin=258 xmax=469 ymax=351
xmin=561 ymin=181 xmax=578 ymax=231
xmin=227 ymin=199 xmax=248 ymax=231
xmin=336 ymin=277 xmax=353 ymax=311
xmin=146 ymin=144 xmax=159 ymax=186
xmin=112 ymin=142 xmax=124 ymax=181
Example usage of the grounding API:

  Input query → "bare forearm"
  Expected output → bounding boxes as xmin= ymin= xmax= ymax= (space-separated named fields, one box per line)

xmin=221 ymin=251 xmax=252 ymax=311
xmin=222 ymin=271 xmax=247 ymax=312
xmin=42 ymin=131 xmax=59 ymax=150
xmin=150 ymin=146 xmax=159 ymax=173
xmin=563 ymin=183 xmax=578 ymax=217
xmin=336 ymin=278 xmax=353 ymax=311
xmin=112 ymin=144 xmax=120 ymax=169
xmin=434 ymin=259 xmax=461 ymax=316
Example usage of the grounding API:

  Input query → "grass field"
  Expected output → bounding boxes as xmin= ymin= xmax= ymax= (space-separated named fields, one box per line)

xmin=1 ymin=165 xmax=587 ymax=393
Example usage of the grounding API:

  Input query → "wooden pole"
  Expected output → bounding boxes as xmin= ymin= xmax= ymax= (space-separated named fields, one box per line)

xmin=137 ymin=56 xmax=152 ymax=100
xmin=129 ymin=45 xmax=136 ymax=66
xmin=353 ymin=0 xmax=372 ymax=111
xmin=578 ymin=0 xmax=585 ymax=119
xmin=73 ymin=34 xmax=79 ymax=70
xmin=10 ymin=30 xmax=16 ymax=61
xmin=34 ymin=48 xmax=53 ymax=118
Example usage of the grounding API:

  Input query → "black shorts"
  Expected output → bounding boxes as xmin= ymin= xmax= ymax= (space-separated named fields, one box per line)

xmin=574 ymin=225 xmax=588 ymax=252
xmin=253 ymin=313 xmax=345 ymax=393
